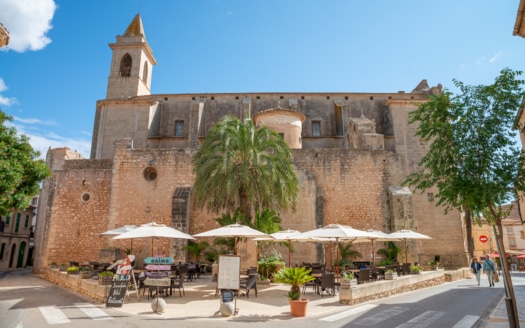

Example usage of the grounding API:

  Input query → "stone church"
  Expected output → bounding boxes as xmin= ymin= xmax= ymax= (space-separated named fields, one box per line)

xmin=33 ymin=14 xmax=469 ymax=273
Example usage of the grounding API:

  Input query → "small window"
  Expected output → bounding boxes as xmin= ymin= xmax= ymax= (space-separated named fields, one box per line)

xmin=81 ymin=193 xmax=91 ymax=203
xmin=0 ymin=243 xmax=4 ymax=260
xmin=507 ymin=226 xmax=514 ymax=234
xmin=142 ymin=62 xmax=149 ymax=82
xmin=509 ymin=237 xmax=517 ymax=247
xmin=24 ymin=215 xmax=29 ymax=228
xmin=175 ymin=121 xmax=184 ymax=137
xmin=5 ymin=215 xmax=10 ymax=225
xmin=15 ymin=213 xmax=20 ymax=233
xmin=143 ymin=166 xmax=158 ymax=181
xmin=312 ymin=121 xmax=321 ymax=137
xmin=278 ymin=133 xmax=284 ymax=139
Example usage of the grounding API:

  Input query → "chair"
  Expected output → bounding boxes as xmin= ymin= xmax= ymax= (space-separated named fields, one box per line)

xmin=357 ymin=269 xmax=370 ymax=284
xmin=402 ymin=263 xmax=411 ymax=275
xmin=178 ymin=264 xmax=188 ymax=281
xmin=137 ymin=273 xmax=148 ymax=296
xmin=320 ymin=272 xmax=335 ymax=297
xmin=239 ymin=273 xmax=258 ymax=298
xmin=171 ymin=277 xmax=185 ymax=297
xmin=302 ymin=270 xmax=321 ymax=294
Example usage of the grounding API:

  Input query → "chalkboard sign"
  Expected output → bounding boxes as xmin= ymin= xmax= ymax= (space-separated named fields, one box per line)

xmin=105 ymin=280 xmax=129 ymax=307
xmin=221 ymin=290 xmax=234 ymax=303
xmin=218 ymin=255 xmax=241 ymax=290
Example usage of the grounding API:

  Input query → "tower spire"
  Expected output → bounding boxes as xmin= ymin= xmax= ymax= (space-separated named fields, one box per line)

xmin=124 ymin=13 xmax=146 ymax=38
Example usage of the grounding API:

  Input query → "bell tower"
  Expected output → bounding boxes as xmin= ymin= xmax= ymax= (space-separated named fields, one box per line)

xmin=106 ymin=14 xmax=157 ymax=99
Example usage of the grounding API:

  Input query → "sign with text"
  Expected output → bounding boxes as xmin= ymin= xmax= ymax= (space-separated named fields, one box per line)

xmin=221 ymin=290 xmax=234 ymax=303
xmin=479 ymin=235 xmax=489 ymax=243
xmin=145 ymin=271 xmax=169 ymax=278
xmin=217 ymin=255 xmax=240 ymax=290
xmin=105 ymin=280 xmax=129 ymax=307
xmin=144 ymin=257 xmax=173 ymax=265
xmin=145 ymin=264 xmax=171 ymax=271
xmin=144 ymin=277 xmax=171 ymax=286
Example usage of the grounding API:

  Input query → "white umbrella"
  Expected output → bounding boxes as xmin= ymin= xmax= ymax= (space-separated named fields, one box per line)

xmin=296 ymin=224 xmax=375 ymax=273
xmin=388 ymin=229 xmax=432 ymax=263
xmin=353 ymin=229 xmax=400 ymax=267
xmin=100 ymin=224 xmax=138 ymax=253
xmin=193 ymin=223 xmax=267 ymax=255
xmin=113 ymin=222 xmax=195 ymax=256
xmin=254 ymin=229 xmax=301 ymax=266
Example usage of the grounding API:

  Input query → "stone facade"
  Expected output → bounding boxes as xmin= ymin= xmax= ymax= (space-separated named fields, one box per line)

xmin=33 ymin=14 xmax=469 ymax=273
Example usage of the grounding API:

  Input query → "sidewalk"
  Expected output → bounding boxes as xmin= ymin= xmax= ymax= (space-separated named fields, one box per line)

xmin=486 ymin=284 xmax=525 ymax=327
xmin=110 ymin=274 xmax=347 ymax=321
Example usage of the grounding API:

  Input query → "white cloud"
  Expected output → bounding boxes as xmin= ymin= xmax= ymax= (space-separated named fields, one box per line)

xmin=13 ymin=116 xmax=57 ymax=126
xmin=0 ymin=0 xmax=57 ymax=52
xmin=489 ymin=51 xmax=502 ymax=63
xmin=0 ymin=78 xmax=17 ymax=105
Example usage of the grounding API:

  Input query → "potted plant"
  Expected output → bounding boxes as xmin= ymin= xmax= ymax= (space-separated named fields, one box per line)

xmin=66 ymin=266 xmax=79 ymax=275
xmin=410 ymin=265 xmax=421 ymax=274
xmin=340 ymin=271 xmax=356 ymax=289
xmin=98 ymin=270 xmax=115 ymax=285
xmin=384 ymin=269 xmax=395 ymax=280
xmin=258 ymin=250 xmax=286 ymax=282
xmin=59 ymin=263 xmax=67 ymax=272
xmin=273 ymin=266 xmax=316 ymax=317
xmin=50 ymin=261 xmax=58 ymax=269
xmin=80 ymin=267 xmax=92 ymax=279
xmin=428 ymin=260 xmax=439 ymax=270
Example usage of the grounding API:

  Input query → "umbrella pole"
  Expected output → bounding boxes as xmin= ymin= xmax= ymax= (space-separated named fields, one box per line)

xmin=404 ymin=239 xmax=408 ymax=263
xmin=335 ymin=238 xmax=339 ymax=275
xmin=234 ymin=237 xmax=238 ymax=255
xmin=371 ymin=239 xmax=375 ymax=268
xmin=130 ymin=239 xmax=133 ymax=254
xmin=151 ymin=238 xmax=154 ymax=257
xmin=288 ymin=242 xmax=291 ymax=267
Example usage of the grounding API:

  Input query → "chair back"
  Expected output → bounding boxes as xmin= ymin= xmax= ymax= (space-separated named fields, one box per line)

xmin=320 ymin=272 xmax=335 ymax=289
xmin=402 ymin=263 xmax=411 ymax=275
xmin=245 ymin=273 xmax=258 ymax=289
xmin=357 ymin=268 xmax=370 ymax=283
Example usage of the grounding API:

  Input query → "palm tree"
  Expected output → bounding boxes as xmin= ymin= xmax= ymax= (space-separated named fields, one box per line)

xmin=337 ymin=243 xmax=362 ymax=267
xmin=376 ymin=241 xmax=401 ymax=264
xmin=182 ymin=240 xmax=210 ymax=262
xmin=192 ymin=115 xmax=299 ymax=222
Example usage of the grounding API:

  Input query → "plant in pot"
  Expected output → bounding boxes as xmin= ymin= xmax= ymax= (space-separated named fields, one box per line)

xmin=59 ymin=263 xmax=67 ymax=272
xmin=410 ymin=265 xmax=421 ymax=274
xmin=273 ymin=266 xmax=316 ymax=317
xmin=428 ymin=260 xmax=439 ymax=270
xmin=98 ymin=270 xmax=115 ymax=285
xmin=384 ymin=269 xmax=395 ymax=280
xmin=340 ymin=271 xmax=356 ymax=289
xmin=258 ymin=250 xmax=285 ymax=282
xmin=66 ymin=266 xmax=79 ymax=275
xmin=50 ymin=261 xmax=58 ymax=269
xmin=80 ymin=266 xmax=92 ymax=279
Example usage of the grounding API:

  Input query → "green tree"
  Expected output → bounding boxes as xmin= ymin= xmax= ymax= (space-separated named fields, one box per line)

xmin=0 ymin=111 xmax=51 ymax=215
xmin=191 ymin=115 xmax=299 ymax=221
xmin=182 ymin=240 xmax=210 ymax=262
xmin=337 ymin=243 xmax=362 ymax=267
xmin=404 ymin=68 xmax=525 ymax=325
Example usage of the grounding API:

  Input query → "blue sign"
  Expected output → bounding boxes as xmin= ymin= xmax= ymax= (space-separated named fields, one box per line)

xmin=143 ymin=257 xmax=173 ymax=265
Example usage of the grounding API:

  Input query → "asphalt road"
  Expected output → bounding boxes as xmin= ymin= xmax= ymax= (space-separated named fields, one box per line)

xmin=0 ymin=268 xmax=510 ymax=328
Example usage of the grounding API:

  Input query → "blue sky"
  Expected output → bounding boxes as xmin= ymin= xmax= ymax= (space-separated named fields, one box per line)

xmin=0 ymin=0 xmax=523 ymax=158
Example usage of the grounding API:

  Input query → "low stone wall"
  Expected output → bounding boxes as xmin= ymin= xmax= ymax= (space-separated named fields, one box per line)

xmin=444 ymin=267 xmax=471 ymax=282
xmin=42 ymin=268 xmax=112 ymax=303
xmin=339 ymin=269 xmax=462 ymax=306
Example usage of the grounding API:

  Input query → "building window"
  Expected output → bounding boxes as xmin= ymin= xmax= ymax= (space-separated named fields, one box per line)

xmin=142 ymin=62 xmax=148 ymax=82
xmin=0 ymin=243 xmax=4 ymax=260
xmin=24 ymin=215 xmax=29 ymax=228
xmin=312 ymin=121 xmax=321 ymax=137
xmin=143 ymin=166 xmax=158 ymax=181
xmin=120 ymin=53 xmax=132 ymax=77
xmin=509 ymin=237 xmax=517 ymax=247
xmin=427 ymin=193 xmax=434 ymax=201
xmin=506 ymin=226 xmax=514 ymax=234
xmin=278 ymin=133 xmax=285 ymax=140
xmin=15 ymin=213 xmax=21 ymax=233
xmin=5 ymin=214 xmax=10 ymax=225
xmin=175 ymin=121 xmax=184 ymax=137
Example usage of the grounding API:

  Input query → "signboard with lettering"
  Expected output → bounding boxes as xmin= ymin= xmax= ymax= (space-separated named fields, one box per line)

xmin=144 ymin=277 xmax=171 ymax=286
xmin=105 ymin=280 xmax=129 ymax=307
xmin=221 ymin=290 xmax=234 ymax=303
xmin=144 ymin=257 xmax=173 ymax=265
xmin=145 ymin=264 xmax=171 ymax=271
xmin=145 ymin=271 xmax=169 ymax=278
xmin=217 ymin=255 xmax=241 ymax=290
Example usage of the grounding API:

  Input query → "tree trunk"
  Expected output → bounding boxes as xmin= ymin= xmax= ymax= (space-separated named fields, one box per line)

xmin=464 ymin=207 xmax=474 ymax=258
xmin=494 ymin=219 xmax=520 ymax=327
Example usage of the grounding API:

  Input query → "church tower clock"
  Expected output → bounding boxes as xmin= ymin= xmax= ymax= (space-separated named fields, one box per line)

xmin=106 ymin=14 xmax=157 ymax=99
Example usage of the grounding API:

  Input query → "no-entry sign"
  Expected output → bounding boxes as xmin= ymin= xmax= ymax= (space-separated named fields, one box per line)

xmin=479 ymin=235 xmax=489 ymax=243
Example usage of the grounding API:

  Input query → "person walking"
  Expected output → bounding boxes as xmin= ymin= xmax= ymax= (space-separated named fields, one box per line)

xmin=483 ymin=256 xmax=497 ymax=287
xmin=470 ymin=257 xmax=482 ymax=286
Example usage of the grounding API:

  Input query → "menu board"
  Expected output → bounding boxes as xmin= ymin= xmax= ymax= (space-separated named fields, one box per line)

xmin=105 ymin=279 xmax=129 ymax=307
xmin=217 ymin=255 xmax=241 ymax=290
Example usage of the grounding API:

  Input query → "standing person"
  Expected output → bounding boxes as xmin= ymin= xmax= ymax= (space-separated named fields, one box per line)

xmin=470 ymin=257 xmax=482 ymax=286
xmin=483 ymin=256 xmax=497 ymax=287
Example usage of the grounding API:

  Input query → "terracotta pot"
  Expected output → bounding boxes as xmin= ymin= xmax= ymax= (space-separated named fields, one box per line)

xmin=289 ymin=298 xmax=309 ymax=317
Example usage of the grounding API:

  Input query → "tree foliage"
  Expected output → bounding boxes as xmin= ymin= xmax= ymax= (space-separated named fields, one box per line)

xmin=404 ymin=68 xmax=525 ymax=220
xmin=0 ymin=111 xmax=51 ymax=215
xmin=191 ymin=115 xmax=299 ymax=221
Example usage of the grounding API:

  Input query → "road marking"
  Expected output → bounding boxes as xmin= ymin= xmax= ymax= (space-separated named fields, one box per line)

xmin=39 ymin=306 xmax=71 ymax=325
xmin=352 ymin=306 xmax=409 ymax=326
xmin=396 ymin=311 xmax=445 ymax=328
xmin=453 ymin=315 xmax=480 ymax=328
xmin=75 ymin=303 xmax=114 ymax=320
xmin=319 ymin=304 xmax=377 ymax=322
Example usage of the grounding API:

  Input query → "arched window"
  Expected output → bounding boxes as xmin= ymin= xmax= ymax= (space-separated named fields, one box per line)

xmin=120 ymin=54 xmax=132 ymax=77
xmin=142 ymin=62 xmax=148 ymax=82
